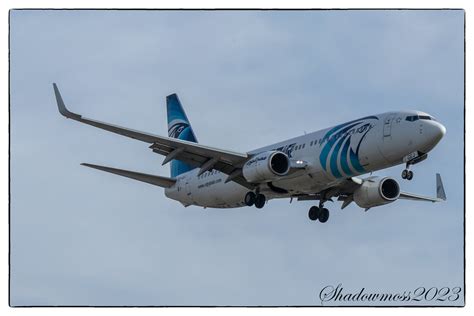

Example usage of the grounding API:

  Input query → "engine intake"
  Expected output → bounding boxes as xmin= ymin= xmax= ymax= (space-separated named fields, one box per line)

xmin=242 ymin=151 xmax=290 ymax=183
xmin=353 ymin=177 xmax=400 ymax=209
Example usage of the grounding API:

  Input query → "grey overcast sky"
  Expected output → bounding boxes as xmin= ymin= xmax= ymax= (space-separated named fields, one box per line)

xmin=10 ymin=10 xmax=464 ymax=306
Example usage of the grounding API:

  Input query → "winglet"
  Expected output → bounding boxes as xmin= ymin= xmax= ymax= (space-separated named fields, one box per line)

xmin=436 ymin=173 xmax=447 ymax=201
xmin=53 ymin=83 xmax=82 ymax=119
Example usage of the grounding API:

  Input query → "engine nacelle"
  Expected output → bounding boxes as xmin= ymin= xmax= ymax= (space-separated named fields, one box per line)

xmin=242 ymin=151 xmax=290 ymax=183
xmin=353 ymin=177 xmax=400 ymax=208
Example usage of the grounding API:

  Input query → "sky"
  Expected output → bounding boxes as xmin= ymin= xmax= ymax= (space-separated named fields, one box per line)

xmin=9 ymin=10 xmax=464 ymax=306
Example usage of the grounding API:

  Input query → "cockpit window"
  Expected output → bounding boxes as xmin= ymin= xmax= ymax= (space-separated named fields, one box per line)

xmin=406 ymin=115 xmax=434 ymax=122
xmin=405 ymin=115 xmax=419 ymax=122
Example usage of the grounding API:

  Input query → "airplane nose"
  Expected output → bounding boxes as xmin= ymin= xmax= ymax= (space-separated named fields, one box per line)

xmin=425 ymin=120 xmax=446 ymax=146
xmin=433 ymin=121 xmax=446 ymax=140
xmin=437 ymin=122 xmax=447 ymax=138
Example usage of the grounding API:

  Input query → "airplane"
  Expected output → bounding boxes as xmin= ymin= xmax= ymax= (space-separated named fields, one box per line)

xmin=53 ymin=83 xmax=447 ymax=223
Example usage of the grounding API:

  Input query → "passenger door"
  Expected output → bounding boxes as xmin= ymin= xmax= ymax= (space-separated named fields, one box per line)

xmin=383 ymin=114 xmax=396 ymax=138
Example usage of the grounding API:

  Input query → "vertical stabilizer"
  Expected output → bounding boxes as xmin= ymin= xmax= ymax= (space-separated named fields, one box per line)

xmin=166 ymin=94 xmax=198 ymax=177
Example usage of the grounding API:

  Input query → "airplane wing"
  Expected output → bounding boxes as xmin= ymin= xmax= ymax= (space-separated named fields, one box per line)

xmin=398 ymin=173 xmax=446 ymax=202
xmin=53 ymin=83 xmax=254 ymax=189
xmin=296 ymin=173 xmax=446 ymax=208
xmin=81 ymin=163 xmax=176 ymax=188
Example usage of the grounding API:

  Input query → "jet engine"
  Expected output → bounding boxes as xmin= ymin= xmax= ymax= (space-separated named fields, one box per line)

xmin=353 ymin=177 xmax=400 ymax=208
xmin=242 ymin=151 xmax=290 ymax=183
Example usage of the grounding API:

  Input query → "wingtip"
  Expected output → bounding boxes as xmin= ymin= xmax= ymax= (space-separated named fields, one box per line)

xmin=53 ymin=83 xmax=67 ymax=115
xmin=52 ymin=83 xmax=60 ymax=96
xmin=436 ymin=173 xmax=447 ymax=201
xmin=53 ymin=84 xmax=81 ymax=119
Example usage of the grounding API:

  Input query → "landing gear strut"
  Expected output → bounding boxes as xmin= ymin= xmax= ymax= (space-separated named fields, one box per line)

xmin=308 ymin=203 xmax=330 ymax=223
xmin=245 ymin=191 xmax=266 ymax=209
xmin=401 ymin=163 xmax=414 ymax=180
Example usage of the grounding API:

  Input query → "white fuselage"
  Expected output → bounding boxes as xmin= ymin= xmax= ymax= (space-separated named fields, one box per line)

xmin=165 ymin=110 xmax=446 ymax=208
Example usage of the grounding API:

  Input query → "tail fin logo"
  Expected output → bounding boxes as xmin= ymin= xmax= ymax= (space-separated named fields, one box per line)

xmin=166 ymin=94 xmax=198 ymax=177
xmin=168 ymin=121 xmax=190 ymax=139
xmin=319 ymin=116 xmax=378 ymax=178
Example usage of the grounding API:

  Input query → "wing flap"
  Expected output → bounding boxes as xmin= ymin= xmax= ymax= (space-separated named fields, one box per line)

xmin=81 ymin=163 xmax=176 ymax=188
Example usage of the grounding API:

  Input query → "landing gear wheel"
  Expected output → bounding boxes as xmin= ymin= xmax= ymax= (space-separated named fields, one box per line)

xmin=308 ymin=206 xmax=320 ymax=221
xmin=254 ymin=194 xmax=266 ymax=209
xmin=319 ymin=208 xmax=330 ymax=223
xmin=401 ymin=169 xmax=408 ymax=179
xmin=406 ymin=170 xmax=413 ymax=180
xmin=244 ymin=192 xmax=256 ymax=206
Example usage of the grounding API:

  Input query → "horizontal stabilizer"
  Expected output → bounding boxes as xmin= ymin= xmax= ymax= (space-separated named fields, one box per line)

xmin=81 ymin=163 xmax=176 ymax=188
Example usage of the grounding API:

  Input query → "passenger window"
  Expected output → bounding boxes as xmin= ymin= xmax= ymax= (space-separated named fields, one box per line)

xmin=302 ymin=144 xmax=305 ymax=149
xmin=310 ymin=141 xmax=313 ymax=146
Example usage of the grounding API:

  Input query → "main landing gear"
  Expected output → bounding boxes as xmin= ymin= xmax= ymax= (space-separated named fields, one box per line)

xmin=401 ymin=163 xmax=414 ymax=180
xmin=245 ymin=191 xmax=266 ymax=209
xmin=308 ymin=204 xmax=330 ymax=223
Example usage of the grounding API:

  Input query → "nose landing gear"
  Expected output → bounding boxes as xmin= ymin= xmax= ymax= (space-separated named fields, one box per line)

xmin=401 ymin=169 xmax=413 ymax=180
xmin=401 ymin=162 xmax=414 ymax=180
xmin=401 ymin=152 xmax=428 ymax=181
